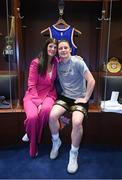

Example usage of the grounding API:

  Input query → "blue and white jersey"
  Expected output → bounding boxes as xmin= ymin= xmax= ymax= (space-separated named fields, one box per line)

xmin=49 ymin=25 xmax=77 ymax=55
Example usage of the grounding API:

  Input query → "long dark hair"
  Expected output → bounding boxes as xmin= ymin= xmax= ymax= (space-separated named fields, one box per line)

xmin=38 ymin=38 xmax=58 ymax=75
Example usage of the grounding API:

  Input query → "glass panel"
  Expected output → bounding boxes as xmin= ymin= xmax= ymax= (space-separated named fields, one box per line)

xmin=101 ymin=0 xmax=122 ymax=113
xmin=0 ymin=0 xmax=18 ymax=111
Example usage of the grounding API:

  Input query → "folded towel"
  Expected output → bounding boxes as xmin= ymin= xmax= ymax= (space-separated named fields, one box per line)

xmin=101 ymin=100 xmax=122 ymax=114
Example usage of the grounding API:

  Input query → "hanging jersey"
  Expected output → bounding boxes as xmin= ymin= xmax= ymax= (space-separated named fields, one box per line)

xmin=49 ymin=25 xmax=77 ymax=55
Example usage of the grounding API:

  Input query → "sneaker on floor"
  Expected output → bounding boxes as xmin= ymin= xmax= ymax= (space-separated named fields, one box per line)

xmin=67 ymin=150 xmax=78 ymax=174
xmin=22 ymin=133 xmax=29 ymax=142
xmin=50 ymin=138 xmax=61 ymax=160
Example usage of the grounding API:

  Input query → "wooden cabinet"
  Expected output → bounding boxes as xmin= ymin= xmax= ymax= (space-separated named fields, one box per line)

xmin=1 ymin=0 xmax=122 ymax=112
xmin=0 ymin=0 xmax=122 ymax=146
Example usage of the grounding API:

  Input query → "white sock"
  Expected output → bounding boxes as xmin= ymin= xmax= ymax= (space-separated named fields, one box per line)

xmin=71 ymin=144 xmax=79 ymax=152
xmin=52 ymin=133 xmax=59 ymax=141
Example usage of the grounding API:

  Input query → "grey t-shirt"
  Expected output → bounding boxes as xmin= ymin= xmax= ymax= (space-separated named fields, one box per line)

xmin=57 ymin=56 xmax=89 ymax=100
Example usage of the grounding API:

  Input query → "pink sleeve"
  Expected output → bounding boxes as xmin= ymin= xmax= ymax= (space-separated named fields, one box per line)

xmin=27 ymin=59 xmax=42 ymax=105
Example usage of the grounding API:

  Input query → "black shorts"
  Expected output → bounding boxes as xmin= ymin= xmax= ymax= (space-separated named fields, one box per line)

xmin=55 ymin=95 xmax=89 ymax=117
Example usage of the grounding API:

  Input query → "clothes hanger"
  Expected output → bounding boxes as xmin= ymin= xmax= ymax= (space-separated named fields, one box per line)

xmin=40 ymin=27 xmax=49 ymax=35
xmin=40 ymin=17 xmax=69 ymax=35
xmin=41 ymin=0 xmax=82 ymax=35
xmin=73 ymin=26 xmax=82 ymax=35
xmin=40 ymin=18 xmax=82 ymax=35
xmin=54 ymin=17 xmax=81 ymax=35
xmin=54 ymin=17 xmax=69 ymax=29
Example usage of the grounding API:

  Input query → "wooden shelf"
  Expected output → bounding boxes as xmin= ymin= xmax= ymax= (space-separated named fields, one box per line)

xmin=89 ymin=103 xmax=101 ymax=112
xmin=0 ymin=71 xmax=17 ymax=75
xmin=100 ymin=71 xmax=122 ymax=76
xmin=0 ymin=103 xmax=101 ymax=113
xmin=0 ymin=106 xmax=24 ymax=113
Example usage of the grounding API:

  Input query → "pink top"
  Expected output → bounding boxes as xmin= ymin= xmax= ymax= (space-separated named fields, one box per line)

xmin=23 ymin=58 xmax=57 ymax=106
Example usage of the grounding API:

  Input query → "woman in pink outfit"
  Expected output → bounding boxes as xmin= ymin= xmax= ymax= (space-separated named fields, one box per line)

xmin=23 ymin=38 xmax=58 ymax=158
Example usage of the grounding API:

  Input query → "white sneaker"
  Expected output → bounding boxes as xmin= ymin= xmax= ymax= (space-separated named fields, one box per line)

xmin=22 ymin=133 xmax=29 ymax=142
xmin=67 ymin=150 xmax=78 ymax=174
xmin=50 ymin=138 xmax=61 ymax=159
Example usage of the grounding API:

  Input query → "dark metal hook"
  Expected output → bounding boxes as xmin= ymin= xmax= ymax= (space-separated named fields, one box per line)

xmin=17 ymin=8 xmax=24 ymax=19
xmin=98 ymin=10 xmax=110 ymax=21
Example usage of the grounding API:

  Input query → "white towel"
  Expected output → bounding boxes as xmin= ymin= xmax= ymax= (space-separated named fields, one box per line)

xmin=101 ymin=101 xmax=122 ymax=114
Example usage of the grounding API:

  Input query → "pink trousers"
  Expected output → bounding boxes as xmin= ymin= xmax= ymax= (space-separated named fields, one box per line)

xmin=24 ymin=97 xmax=55 ymax=157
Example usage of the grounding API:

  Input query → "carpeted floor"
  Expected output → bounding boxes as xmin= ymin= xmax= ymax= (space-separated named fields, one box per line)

xmin=0 ymin=143 xmax=122 ymax=179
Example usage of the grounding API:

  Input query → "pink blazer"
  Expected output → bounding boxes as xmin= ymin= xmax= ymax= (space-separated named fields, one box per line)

xmin=23 ymin=58 xmax=57 ymax=106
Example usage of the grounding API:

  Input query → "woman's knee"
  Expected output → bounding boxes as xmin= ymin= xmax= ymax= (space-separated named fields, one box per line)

xmin=42 ymin=105 xmax=52 ymax=113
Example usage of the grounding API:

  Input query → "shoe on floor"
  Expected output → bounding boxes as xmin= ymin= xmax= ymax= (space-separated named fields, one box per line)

xmin=22 ymin=133 xmax=29 ymax=142
xmin=29 ymin=143 xmax=38 ymax=158
xmin=50 ymin=138 xmax=61 ymax=159
xmin=67 ymin=150 xmax=78 ymax=174
xmin=30 ymin=152 xmax=38 ymax=158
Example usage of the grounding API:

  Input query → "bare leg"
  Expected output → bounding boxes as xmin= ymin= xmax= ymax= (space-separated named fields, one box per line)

xmin=49 ymin=105 xmax=66 ymax=159
xmin=67 ymin=111 xmax=84 ymax=173
xmin=71 ymin=111 xmax=84 ymax=147
xmin=49 ymin=105 xmax=66 ymax=135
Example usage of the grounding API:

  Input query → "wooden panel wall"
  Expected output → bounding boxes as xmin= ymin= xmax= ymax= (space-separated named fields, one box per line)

xmin=0 ymin=112 xmax=122 ymax=148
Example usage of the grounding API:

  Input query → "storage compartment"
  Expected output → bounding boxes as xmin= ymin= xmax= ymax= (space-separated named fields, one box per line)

xmin=102 ymin=75 xmax=122 ymax=100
